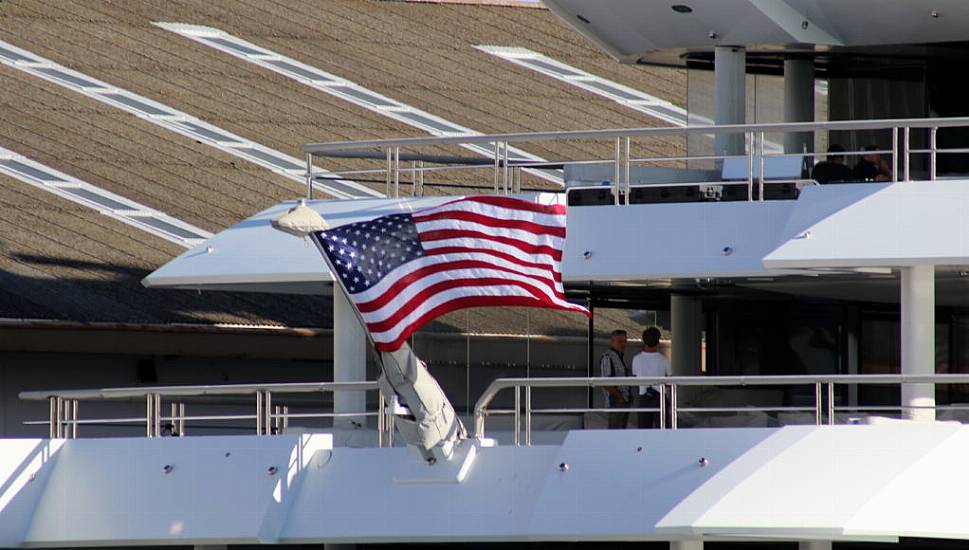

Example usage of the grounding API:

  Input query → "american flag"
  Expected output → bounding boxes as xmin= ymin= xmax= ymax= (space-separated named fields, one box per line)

xmin=311 ymin=196 xmax=589 ymax=351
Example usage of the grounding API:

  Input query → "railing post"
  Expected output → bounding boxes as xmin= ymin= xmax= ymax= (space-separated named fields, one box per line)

xmin=55 ymin=397 xmax=63 ymax=439
xmin=502 ymin=141 xmax=510 ymax=194
xmin=930 ymin=127 xmax=938 ymax=181
xmin=71 ymin=400 xmax=78 ymax=439
xmin=264 ymin=390 xmax=273 ymax=435
xmin=815 ymin=382 xmax=823 ymax=425
xmin=892 ymin=127 xmax=899 ymax=184
xmin=255 ymin=390 xmax=263 ymax=436
xmin=378 ymin=393 xmax=385 ymax=448
xmin=746 ymin=132 xmax=754 ymax=201
xmin=393 ymin=147 xmax=400 ymax=198
xmin=305 ymin=152 xmax=313 ymax=200
xmin=153 ymin=393 xmax=161 ymax=438
xmin=624 ymin=136 xmax=631 ymax=200
xmin=493 ymin=141 xmax=501 ymax=194
xmin=48 ymin=397 xmax=56 ymax=439
xmin=513 ymin=385 xmax=521 ymax=446
xmin=758 ymin=131 xmax=766 ymax=201
xmin=145 ymin=394 xmax=153 ymax=437
xmin=385 ymin=148 xmax=392 ymax=196
xmin=659 ymin=384 xmax=667 ymax=430
xmin=670 ymin=384 xmax=678 ymax=430
xmin=514 ymin=166 xmax=522 ymax=194
xmin=178 ymin=402 xmax=185 ymax=437
xmin=283 ymin=406 xmax=289 ymax=431
xmin=524 ymin=385 xmax=532 ymax=447
xmin=903 ymin=127 xmax=911 ymax=182
xmin=613 ymin=137 xmax=622 ymax=205
xmin=827 ymin=383 xmax=835 ymax=425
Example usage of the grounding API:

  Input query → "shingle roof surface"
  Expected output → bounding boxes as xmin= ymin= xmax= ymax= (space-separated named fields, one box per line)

xmin=0 ymin=0 xmax=683 ymax=332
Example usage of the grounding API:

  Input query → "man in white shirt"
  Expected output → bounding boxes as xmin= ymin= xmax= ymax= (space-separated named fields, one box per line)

xmin=631 ymin=327 xmax=670 ymax=429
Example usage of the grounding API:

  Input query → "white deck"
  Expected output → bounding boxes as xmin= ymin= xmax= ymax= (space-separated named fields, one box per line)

xmin=3 ymin=425 xmax=969 ymax=546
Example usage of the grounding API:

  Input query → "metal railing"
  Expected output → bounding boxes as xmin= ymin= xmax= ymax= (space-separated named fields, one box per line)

xmin=472 ymin=374 xmax=969 ymax=445
xmin=302 ymin=116 xmax=969 ymax=201
xmin=19 ymin=381 xmax=396 ymax=445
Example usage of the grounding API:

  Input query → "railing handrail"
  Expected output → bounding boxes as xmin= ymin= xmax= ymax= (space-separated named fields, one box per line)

xmin=19 ymin=380 xmax=380 ymax=401
xmin=473 ymin=374 xmax=969 ymax=439
xmin=303 ymin=116 xmax=969 ymax=153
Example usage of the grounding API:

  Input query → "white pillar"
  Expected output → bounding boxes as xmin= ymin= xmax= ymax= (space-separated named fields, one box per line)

xmin=784 ymin=58 xmax=816 ymax=155
xmin=671 ymin=295 xmax=703 ymax=377
xmin=714 ymin=46 xmax=747 ymax=158
xmin=670 ymin=539 xmax=703 ymax=550
xmin=799 ymin=541 xmax=832 ymax=550
xmin=901 ymin=265 xmax=936 ymax=421
xmin=334 ymin=287 xmax=368 ymax=429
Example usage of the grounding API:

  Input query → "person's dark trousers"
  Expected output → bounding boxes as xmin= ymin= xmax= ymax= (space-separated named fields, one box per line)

xmin=637 ymin=391 xmax=661 ymax=429
xmin=607 ymin=395 xmax=630 ymax=429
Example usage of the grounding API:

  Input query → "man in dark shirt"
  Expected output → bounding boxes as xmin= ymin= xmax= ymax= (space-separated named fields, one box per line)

xmin=599 ymin=329 xmax=631 ymax=429
xmin=811 ymin=144 xmax=853 ymax=184
xmin=853 ymin=145 xmax=892 ymax=182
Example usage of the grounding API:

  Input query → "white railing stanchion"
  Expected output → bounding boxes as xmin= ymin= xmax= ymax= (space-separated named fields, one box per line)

xmin=624 ymin=136 xmax=631 ymax=200
xmin=513 ymin=385 xmax=521 ymax=446
xmin=525 ymin=385 xmax=532 ymax=446
xmin=892 ymin=127 xmax=899 ymax=183
xmin=264 ymin=391 xmax=273 ymax=435
xmin=930 ymin=127 xmax=938 ymax=181
xmin=815 ymin=382 xmax=823 ymax=425
xmin=493 ymin=141 xmax=501 ymax=194
xmin=670 ymin=384 xmax=678 ymax=430
xmin=385 ymin=148 xmax=392 ymax=196
xmin=659 ymin=384 xmax=667 ymax=430
xmin=48 ymin=397 xmax=56 ymax=439
xmin=153 ymin=394 xmax=161 ymax=438
xmin=827 ymin=383 xmax=836 ymax=425
xmin=614 ymin=137 xmax=622 ymax=205
xmin=746 ymin=132 xmax=754 ymax=201
xmin=145 ymin=394 xmax=152 ymax=437
xmin=903 ymin=127 xmax=911 ymax=182
xmin=255 ymin=390 xmax=263 ymax=436
xmin=758 ymin=131 xmax=766 ymax=201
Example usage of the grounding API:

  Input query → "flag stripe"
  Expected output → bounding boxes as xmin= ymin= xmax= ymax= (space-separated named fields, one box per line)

xmin=419 ymin=229 xmax=563 ymax=260
xmin=413 ymin=209 xmax=566 ymax=237
xmin=436 ymin=195 xmax=567 ymax=216
xmin=415 ymin=218 xmax=564 ymax=250
xmin=356 ymin=258 xmax=564 ymax=313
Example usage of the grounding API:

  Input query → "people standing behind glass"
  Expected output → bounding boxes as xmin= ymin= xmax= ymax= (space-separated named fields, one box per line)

xmin=631 ymin=327 xmax=671 ymax=429
xmin=853 ymin=145 xmax=893 ymax=182
xmin=600 ymin=329 xmax=632 ymax=429
xmin=811 ymin=144 xmax=853 ymax=184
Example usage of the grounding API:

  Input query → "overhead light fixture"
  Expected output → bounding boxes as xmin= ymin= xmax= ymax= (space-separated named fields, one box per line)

xmin=671 ymin=4 xmax=693 ymax=13
xmin=576 ymin=14 xmax=591 ymax=24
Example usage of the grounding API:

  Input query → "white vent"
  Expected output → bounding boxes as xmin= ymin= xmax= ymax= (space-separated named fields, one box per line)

xmin=155 ymin=23 xmax=564 ymax=186
xmin=0 ymin=39 xmax=380 ymax=200
xmin=0 ymin=146 xmax=211 ymax=248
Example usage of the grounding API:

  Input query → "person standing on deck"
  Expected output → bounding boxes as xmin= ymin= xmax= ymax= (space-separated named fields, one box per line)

xmin=632 ymin=327 xmax=671 ymax=429
xmin=600 ymin=329 xmax=632 ymax=429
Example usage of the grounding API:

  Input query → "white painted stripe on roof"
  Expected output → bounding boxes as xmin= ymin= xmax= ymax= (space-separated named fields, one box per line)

xmin=154 ymin=23 xmax=564 ymax=185
xmin=476 ymin=45 xmax=692 ymax=127
xmin=0 ymin=39 xmax=380 ymax=200
xmin=0 ymin=146 xmax=211 ymax=248
xmin=477 ymin=46 xmax=818 ymax=154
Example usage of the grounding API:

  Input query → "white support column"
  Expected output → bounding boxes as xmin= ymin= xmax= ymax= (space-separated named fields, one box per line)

xmin=901 ymin=265 xmax=936 ymax=422
xmin=670 ymin=539 xmax=704 ymax=550
xmin=714 ymin=46 xmax=747 ymax=158
xmin=334 ymin=287 xmax=368 ymax=429
xmin=799 ymin=541 xmax=832 ymax=550
xmin=784 ymin=58 xmax=816 ymax=155
xmin=671 ymin=295 xmax=703 ymax=377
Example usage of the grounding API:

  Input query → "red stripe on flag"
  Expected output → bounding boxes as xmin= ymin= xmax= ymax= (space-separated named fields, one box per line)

xmin=355 ymin=259 xmax=564 ymax=313
xmin=430 ymin=196 xmax=567 ymax=216
xmin=424 ymin=246 xmax=562 ymax=281
xmin=413 ymin=210 xmax=566 ymax=238
xmin=364 ymin=278 xmax=549 ymax=333
xmin=419 ymin=229 xmax=563 ymax=260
